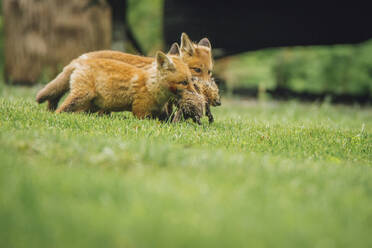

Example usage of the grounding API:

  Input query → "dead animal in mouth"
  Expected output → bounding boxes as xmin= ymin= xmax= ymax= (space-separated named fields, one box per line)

xmin=172 ymin=90 xmax=206 ymax=125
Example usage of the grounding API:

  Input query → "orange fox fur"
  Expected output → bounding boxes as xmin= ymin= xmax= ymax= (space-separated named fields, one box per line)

xmin=55 ymin=52 xmax=194 ymax=119
xmin=37 ymin=34 xmax=219 ymax=106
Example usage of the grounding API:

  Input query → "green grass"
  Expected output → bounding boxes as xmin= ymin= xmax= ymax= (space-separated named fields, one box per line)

xmin=0 ymin=85 xmax=371 ymax=248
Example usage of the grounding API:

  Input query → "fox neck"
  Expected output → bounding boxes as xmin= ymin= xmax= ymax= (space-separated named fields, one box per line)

xmin=145 ymin=63 xmax=174 ymax=107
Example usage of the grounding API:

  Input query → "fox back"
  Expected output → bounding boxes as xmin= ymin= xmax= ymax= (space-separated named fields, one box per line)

xmin=80 ymin=50 xmax=153 ymax=69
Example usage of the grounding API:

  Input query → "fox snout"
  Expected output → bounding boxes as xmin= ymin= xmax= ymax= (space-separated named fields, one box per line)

xmin=213 ymin=98 xmax=221 ymax=106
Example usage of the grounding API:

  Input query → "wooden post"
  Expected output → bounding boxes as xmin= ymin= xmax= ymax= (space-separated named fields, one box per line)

xmin=3 ymin=0 xmax=112 ymax=85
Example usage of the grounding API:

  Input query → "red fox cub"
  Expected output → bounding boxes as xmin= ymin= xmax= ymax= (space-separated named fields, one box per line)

xmin=36 ymin=33 xmax=220 ymax=122
xmin=55 ymin=52 xmax=194 ymax=119
xmin=166 ymin=34 xmax=221 ymax=123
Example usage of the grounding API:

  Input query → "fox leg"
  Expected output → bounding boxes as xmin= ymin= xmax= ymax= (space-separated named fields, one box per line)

xmin=47 ymin=93 xmax=65 ymax=111
xmin=172 ymin=109 xmax=183 ymax=123
xmin=97 ymin=110 xmax=111 ymax=116
xmin=47 ymin=98 xmax=60 ymax=111
xmin=205 ymin=103 xmax=214 ymax=123
xmin=85 ymin=104 xmax=111 ymax=116
xmin=56 ymin=89 xmax=94 ymax=113
xmin=192 ymin=115 xmax=202 ymax=125
xmin=132 ymin=100 xmax=151 ymax=119
xmin=132 ymin=109 xmax=151 ymax=119
xmin=158 ymin=101 xmax=173 ymax=121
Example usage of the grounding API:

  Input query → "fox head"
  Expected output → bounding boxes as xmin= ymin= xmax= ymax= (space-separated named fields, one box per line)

xmin=179 ymin=33 xmax=213 ymax=83
xmin=177 ymin=33 xmax=221 ymax=106
xmin=155 ymin=51 xmax=194 ymax=96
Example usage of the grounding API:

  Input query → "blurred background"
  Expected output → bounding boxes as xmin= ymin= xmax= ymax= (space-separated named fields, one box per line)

xmin=1 ymin=0 xmax=371 ymax=104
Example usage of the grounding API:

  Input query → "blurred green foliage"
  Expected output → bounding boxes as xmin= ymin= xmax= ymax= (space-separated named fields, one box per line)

xmin=127 ymin=0 xmax=164 ymax=55
xmin=223 ymin=40 xmax=372 ymax=95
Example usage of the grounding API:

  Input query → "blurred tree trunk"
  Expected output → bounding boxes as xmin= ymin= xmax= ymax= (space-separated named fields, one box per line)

xmin=3 ymin=0 xmax=112 ymax=85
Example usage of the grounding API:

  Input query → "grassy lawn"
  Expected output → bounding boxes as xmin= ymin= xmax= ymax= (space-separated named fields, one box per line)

xmin=0 ymin=85 xmax=371 ymax=248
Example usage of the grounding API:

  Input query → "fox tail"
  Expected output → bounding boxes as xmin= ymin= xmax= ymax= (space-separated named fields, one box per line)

xmin=36 ymin=63 xmax=75 ymax=111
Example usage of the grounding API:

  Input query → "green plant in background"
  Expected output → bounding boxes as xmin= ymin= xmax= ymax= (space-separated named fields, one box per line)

xmin=127 ymin=0 xmax=164 ymax=55
xmin=219 ymin=49 xmax=277 ymax=93
xmin=222 ymin=40 xmax=372 ymax=95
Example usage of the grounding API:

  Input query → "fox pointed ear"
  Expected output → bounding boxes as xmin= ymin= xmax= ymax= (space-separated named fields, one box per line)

xmin=156 ymin=51 xmax=175 ymax=71
xmin=167 ymin=42 xmax=180 ymax=55
xmin=180 ymin=32 xmax=195 ymax=56
xmin=198 ymin=38 xmax=211 ymax=48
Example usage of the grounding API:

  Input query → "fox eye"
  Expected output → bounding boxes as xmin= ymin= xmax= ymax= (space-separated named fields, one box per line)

xmin=208 ymin=70 xmax=212 ymax=76
xmin=192 ymin=67 xmax=202 ymax=73
xmin=178 ymin=81 xmax=188 ymax=85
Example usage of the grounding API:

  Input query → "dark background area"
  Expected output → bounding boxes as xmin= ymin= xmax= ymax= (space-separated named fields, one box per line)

xmin=164 ymin=1 xmax=372 ymax=57
xmin=1 ymin=0 xmax=372 ymax=104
